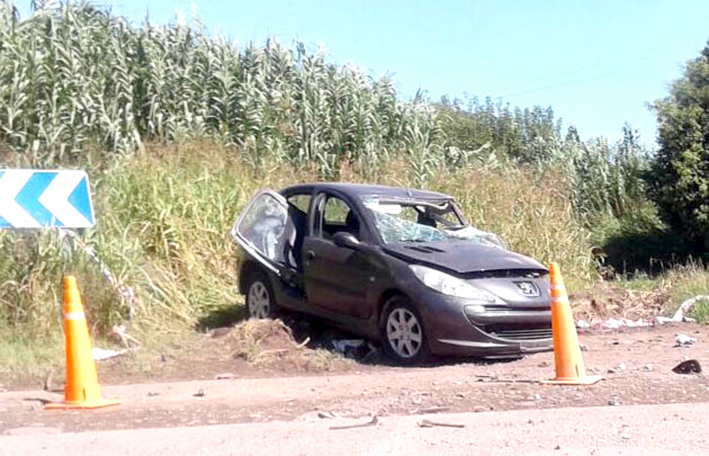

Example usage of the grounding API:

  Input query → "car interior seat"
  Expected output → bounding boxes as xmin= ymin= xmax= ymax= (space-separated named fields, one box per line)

xmin=344 ymin=210 xmax=360 ymax=237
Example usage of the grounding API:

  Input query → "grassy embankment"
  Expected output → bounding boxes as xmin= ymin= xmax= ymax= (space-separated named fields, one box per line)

xmin=1 ymin=141 xmax=707 ymax=383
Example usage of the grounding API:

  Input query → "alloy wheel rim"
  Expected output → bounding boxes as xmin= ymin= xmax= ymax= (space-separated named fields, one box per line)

xmin=386 ymin=308 xmax=422 ymax=358
xmin=247 ymin=281 xmax=270 ymax=319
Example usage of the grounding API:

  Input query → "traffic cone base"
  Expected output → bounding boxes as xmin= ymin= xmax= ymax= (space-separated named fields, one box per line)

xmin=541 ymin=375 xmax=602 ymax=386
xmin=46 ymin=276 xmax=119 ymax=410
xmin=542 ymin=262 xmax=602 ymax=386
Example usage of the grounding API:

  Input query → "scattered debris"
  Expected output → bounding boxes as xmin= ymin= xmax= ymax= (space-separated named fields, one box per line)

xmin=675 ymin=334 xmax=698 ymax=347
xmin=608 ymin=363 xmax=626 ymax=374
xmin=417 ymin=419 xmax=465 ymax=429
xmin=641 ymin=364 xmax=653 ymax=372
xmin=608 ymin=400 xmax=620 ymax=406
xmin=411 ymin=406 xmax=450 ymax=415
xmin=671 ymin=296 xmax=709 ymax=322
xmin=672 ymin=359 xmax=702 ymax=375
xmin=331 ymin=339 xmax=377 ymax=360
xmin=332 ymin=339 xmax=364 ymax=353
xmin=572 ymin=286 xmax=671 ymax=326
xmin=110 ymin=324 xmax=142 ymax=348
xmin=318 ymin=411 xmax=341 ymax=419
xmin=193 ymin=389 xmax=205 ymax=397
xmin=575 ymin=293 xmax=708 ymax=329
xmin=147 ymin=391 xmax=160 ymax=397
xmin=473 ymin=406 xmax=487 ymax=413
xmin=92 ymin=347 xmax=129 ymax=361
xmin=475 ymin=377 xmax=539 ymax=385
xmin=214 ymin=373 xmax=237 ymax=380
xmin=329 ymin=415 xmax=379 ymax=431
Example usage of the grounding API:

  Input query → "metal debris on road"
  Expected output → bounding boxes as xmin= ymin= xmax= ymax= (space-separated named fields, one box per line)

xmin=417 ymin=419 xmax=465 ymax=429
xmin=329 ymin=415 xmax=379 ymax=431
xmin=214 ymin=373 xmax=237 ymax=380
xmin=193 ymin=389 xmax=205 ymax=397
xmin=672 ymin=359 xmax=702 ymax=374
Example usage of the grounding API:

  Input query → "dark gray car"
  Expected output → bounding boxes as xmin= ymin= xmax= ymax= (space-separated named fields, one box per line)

xmin=231 ymin=183 xmax=553 ymax=363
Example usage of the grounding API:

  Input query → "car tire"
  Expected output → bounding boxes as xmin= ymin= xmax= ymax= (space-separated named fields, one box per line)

xmin=244 ymin=270 xmax=278 ymax=319
xmin=380 ymin=296 xmax=429 ymax=365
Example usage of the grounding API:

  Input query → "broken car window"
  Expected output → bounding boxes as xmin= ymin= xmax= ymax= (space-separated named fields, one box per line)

xmin=235 ymin=193 xmax=288 ymax=263
xmin=362 ymin=197 xmax=505 ymax=248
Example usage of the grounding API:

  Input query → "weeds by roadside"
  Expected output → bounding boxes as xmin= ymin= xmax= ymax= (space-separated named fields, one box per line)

xmin=0 ymin=141 xmax=705 ymax=385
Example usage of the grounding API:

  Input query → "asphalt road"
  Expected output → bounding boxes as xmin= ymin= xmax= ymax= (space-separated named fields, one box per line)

xmin=2 ymin=402 xmax=707 ymax=455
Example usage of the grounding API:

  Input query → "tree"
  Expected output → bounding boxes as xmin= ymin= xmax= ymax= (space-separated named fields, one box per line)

xmin=650 ymin=41 xmax=709 ymax=249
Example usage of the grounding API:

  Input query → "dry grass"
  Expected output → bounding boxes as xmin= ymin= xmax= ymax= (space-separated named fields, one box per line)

xmin=228 ymin=319 xmax=351 ymax=371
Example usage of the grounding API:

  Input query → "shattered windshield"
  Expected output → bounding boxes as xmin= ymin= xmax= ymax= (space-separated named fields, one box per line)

xmin=362 ymin=197 xmax=505 ymax=248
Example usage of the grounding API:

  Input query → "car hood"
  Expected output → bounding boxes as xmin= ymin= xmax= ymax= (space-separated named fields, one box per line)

xmin=382 ymin=241 xmax=547 ymax=274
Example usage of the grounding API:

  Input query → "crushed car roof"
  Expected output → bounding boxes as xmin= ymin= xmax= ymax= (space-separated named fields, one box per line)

xmin=282 ymin=182 xmax=454 ymax=201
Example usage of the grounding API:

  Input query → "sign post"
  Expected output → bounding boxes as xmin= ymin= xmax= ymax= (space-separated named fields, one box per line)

xmin=0 ymin=170 xmax=95 ymax=229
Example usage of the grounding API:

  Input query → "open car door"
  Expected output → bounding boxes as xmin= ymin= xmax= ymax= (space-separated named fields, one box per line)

xmin=231 ymin=190 xmax=290 ymax=276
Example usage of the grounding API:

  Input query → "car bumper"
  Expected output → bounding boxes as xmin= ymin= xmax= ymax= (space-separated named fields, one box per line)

xmin=410 ymin=286 xmax=553 ymax=358
xmin=433 ymin=333 xmax=553 ymax=358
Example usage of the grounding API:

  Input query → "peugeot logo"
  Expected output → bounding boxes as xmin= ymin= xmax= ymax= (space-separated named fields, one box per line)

xmin=514 ymin=281 xmax=540 ymax=297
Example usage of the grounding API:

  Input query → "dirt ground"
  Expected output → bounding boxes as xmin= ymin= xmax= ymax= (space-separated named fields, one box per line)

xmin=1 ymin=323 xmax=707 ymax=435
xmin=3 ymin=403 xmax=708 ymax=455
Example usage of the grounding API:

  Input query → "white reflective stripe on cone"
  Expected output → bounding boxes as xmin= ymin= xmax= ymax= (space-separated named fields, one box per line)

xmin=551 ymin=297 xmax=569 ymax=303
xmin=551 ymin=284 xmax=567 ymax=291
xmin=65 ymin=311 xmax=86 ymax=320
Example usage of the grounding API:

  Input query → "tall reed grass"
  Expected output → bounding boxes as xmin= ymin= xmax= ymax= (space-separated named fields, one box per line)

xmin=0 ymin=141 xmax=598 ymax=337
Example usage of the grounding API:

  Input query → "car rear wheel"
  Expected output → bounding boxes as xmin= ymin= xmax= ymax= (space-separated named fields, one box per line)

xmin=245 ymin=271 xmax=277 ymax=319
xmin=381 ymin=296 xmax=429 ymax=364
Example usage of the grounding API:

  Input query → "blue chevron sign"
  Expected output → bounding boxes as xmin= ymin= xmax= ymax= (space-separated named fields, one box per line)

xmin=0 ymin=170 xmax=95 ymax=229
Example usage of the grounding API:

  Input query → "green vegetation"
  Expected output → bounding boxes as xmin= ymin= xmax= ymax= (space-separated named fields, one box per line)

xmin=650 ymin=41 xmax=709 ymax=250
xmin=0 ymin=3 xmax=707 ymax=380
xmin=0 ymin=1 xmax=439 ymax=179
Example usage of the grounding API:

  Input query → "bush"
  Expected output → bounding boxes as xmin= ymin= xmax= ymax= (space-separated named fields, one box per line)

xmin=650 ymin=41 xmax=709 ymax=249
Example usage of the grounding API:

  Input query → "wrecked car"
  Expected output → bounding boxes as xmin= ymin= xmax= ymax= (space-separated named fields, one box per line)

xmin=231 ymin=183 xmax=553 ymax=363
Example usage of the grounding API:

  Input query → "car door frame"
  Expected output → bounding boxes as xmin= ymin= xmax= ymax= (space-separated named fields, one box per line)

xmin=231 ymin=189 xmax=290 ymax=277
xmin=302 ymin=189 xmax=378 ymax=320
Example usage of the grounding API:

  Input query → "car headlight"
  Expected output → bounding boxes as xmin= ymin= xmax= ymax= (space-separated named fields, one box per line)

xmin=409 ymin=265 xmax=501 ymax=303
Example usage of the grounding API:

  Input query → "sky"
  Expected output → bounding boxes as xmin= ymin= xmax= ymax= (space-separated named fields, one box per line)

xmin=27 ymin=1 xmax=709 ymax=146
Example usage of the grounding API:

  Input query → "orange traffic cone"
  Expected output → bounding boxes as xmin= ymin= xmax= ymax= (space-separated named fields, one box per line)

xmin=542 ymin=262 xmax=602 ymax=385
xmin=46 ymin=276 xmax=120 ymax=409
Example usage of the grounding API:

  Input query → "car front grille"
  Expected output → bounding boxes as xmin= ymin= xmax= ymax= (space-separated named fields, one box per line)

xmin=482 ymin=323 xmax=553 ymax=341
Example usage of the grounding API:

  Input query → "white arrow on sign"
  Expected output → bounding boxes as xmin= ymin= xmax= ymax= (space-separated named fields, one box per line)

xmin=38 ymin=171 xmax=93 ymax=228
xmin=0 ymin=169 xmax=95 ymax=229
xmin=0 ymin=170 xmax=42 ymax=228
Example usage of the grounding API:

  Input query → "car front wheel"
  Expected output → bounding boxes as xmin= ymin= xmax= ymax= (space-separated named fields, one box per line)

xmin=245 ymin=271 xmax=277 ymax=319
xmin=381 ymin=296 xmax=429 ymax=364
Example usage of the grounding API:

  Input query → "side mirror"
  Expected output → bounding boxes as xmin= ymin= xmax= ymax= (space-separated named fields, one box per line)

xmin=333 ymin=231 xmax=362 ymax=250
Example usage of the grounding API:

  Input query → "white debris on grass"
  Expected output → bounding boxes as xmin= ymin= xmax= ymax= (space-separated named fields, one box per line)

xmin=576 ymin=295 xmax=709 ymax=329
xmin=675 ymin=334 xmax=698 ymax=347
xmin=91 ymin=347 xmax=128 ymax=361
